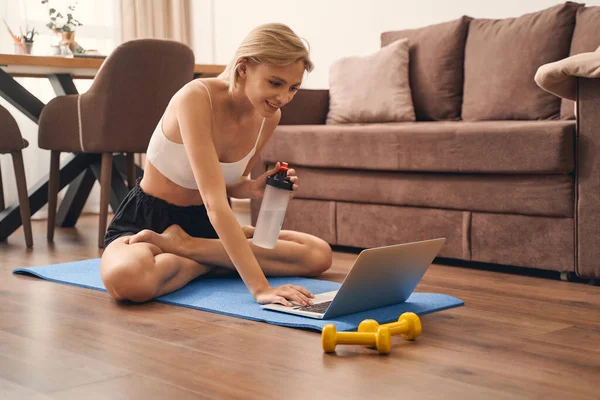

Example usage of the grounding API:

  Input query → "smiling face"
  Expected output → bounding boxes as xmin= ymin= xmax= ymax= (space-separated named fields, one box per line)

xmin=238 ymin=60 xmax=306 ymax=117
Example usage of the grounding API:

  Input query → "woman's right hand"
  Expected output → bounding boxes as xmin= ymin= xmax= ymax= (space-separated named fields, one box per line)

xmin=254 ymin=284 xmax=315 ymax=307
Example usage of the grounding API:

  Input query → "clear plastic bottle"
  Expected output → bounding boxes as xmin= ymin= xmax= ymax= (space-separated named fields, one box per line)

xmin=252 ymin=162 xmax=293 ymax=249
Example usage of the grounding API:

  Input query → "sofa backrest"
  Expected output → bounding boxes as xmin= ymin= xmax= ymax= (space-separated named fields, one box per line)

xmin=561 ymin=6 xmax=600 ymax=119
xmin=381 ymin=16 xmax=471 ymax=122
xmin=381 ymin=2 xmax=591 ymax=122
xmin=461 ymin=2 xmax=581 ymax=121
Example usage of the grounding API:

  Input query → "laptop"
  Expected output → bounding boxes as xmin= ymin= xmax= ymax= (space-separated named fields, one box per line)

xmin=261 ymin=237 xmax=446 ymax=319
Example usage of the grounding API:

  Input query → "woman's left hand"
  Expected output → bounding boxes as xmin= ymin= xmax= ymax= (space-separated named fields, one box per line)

xmin=250 ymin=162 xmax=299 ymax=199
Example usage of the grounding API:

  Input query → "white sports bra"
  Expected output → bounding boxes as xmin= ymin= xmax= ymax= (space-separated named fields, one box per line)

xmin=146 ymin=81 xmax=266 ymax=189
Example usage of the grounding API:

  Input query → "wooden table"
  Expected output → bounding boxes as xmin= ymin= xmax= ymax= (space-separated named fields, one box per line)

xmin=0 ymin=53 xmax=225 ymax=241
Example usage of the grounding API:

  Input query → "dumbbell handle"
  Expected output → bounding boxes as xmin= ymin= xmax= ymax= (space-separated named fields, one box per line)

xmin=336 ymin=332 xmax=378 ymax=346
xmin=358 ymin=312 xmax=421 ymax=341
xmin=322 ymin=325 xmax=391 ymax=354
xmin=385 ymin=320 xmax=411 ymax=335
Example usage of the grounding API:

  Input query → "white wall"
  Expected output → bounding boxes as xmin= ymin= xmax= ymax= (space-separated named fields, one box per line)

xmin=189 ymin=0 xmax=215 ymax=63
xmin=191 ymin=0 xmax=600 ymax=89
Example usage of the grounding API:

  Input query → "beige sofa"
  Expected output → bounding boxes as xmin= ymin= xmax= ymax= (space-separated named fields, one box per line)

xmin=251 ymin=3 xmax=600 ymax=281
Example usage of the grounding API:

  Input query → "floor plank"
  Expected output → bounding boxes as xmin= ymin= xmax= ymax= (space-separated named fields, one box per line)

xmin=1 ymin=214 xmax=599 ymax=399
xmin=0 ymin=329 xmax=129 ymax=393
xmin=0 ymin=376 xmax=55 ymax=400
xmin=49 ymin=374 xmax=210 ymax=400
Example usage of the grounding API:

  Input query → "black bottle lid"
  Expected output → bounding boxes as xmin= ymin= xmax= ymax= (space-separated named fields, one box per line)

xmin=266 ymin=162 xmax=293 ymax=191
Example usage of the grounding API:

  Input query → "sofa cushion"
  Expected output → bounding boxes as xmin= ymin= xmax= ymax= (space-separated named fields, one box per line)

xmin=561 ymin=6 xmax=600 ymax=119
xmin=336 ymin=203 xmax=467 ymax=259
xmin=462 ymin=2 xmax=580 ymax=121
xmin=326 ymin=38 xmax=415 ymax=124
xmin=471 ymin=212 xmax=574 ymax=272
xmin=284 ymin=167 xmax=574 ymax=218
xmin=263 ymin=121 xmax=575 ymax=174
xmin=381 ymin=16 xmax=471 ymax=121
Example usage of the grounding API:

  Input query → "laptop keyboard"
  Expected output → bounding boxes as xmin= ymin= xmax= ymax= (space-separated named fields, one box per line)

xmin=297 ymin=300 xmax=332 ymax=313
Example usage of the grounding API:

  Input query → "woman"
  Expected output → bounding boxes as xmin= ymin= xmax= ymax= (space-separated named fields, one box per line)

xmin=100 ymin=23 xmax=332 ymax=307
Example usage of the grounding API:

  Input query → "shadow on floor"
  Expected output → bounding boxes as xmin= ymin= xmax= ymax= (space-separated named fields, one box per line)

xmin=330 ymin=245 xmax=597 ymax=285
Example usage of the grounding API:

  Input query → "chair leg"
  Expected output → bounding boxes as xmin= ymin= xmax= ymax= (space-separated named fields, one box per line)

xmin=12 ymin=151 xmax=32 ymax=248
xmin=47 ymin=150 xmax=60 ymax=242
xmin=126 ymin=152 xmax=136 ymax=190
xmin=98 ymin=152 xmax=113 ymax=248
xmin=0 ymin=161 xmax=5 ymax=212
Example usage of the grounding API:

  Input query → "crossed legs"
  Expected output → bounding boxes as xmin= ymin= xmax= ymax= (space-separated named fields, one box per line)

xmin=100 ymin=225 xmax=332 ymax=303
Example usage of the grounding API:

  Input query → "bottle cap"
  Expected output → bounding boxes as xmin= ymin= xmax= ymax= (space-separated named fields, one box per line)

xmin=266 ymin=162 xmax=293 ymax=191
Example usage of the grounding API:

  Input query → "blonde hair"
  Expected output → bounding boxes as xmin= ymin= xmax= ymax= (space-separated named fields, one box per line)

xmin=220 ymin=23 xmax=314 ymax=92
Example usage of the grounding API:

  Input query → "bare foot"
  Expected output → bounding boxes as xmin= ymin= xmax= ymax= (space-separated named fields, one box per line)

xmin=241 ymin=225 xmax=255 ymax=239
xmin=125 ymin=224 xmax=191 ymax=255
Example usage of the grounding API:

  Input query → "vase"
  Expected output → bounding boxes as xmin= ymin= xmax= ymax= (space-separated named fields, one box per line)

xmin=14 ymin=42 xmax=34 ymax=55
xmin=61 ymin=31 xmax=77 ymax=53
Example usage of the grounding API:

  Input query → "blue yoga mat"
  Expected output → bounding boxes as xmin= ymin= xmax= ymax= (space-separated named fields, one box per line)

xmin=13 ymin=258 xmax=463 ymax=332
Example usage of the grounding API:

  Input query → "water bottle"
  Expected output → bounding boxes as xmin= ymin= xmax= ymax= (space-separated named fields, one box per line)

xmin=252 ymin=162 xmax=294 ymax=249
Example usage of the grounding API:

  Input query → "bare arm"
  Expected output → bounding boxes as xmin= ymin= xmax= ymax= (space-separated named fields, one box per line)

xmin=174 ymin=88 xmax=310 ymax=306
xmin=174 ymin=85 xmax=270 ymax=297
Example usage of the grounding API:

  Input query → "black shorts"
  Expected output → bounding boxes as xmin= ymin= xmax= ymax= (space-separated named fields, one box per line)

xmin=104 ymin=178 xmax=218 ymax=247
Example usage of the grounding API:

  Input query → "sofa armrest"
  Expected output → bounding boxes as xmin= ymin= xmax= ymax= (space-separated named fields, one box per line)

xmin=279 ymin=89 xmax=329 ymax=125
xmin=575 ymin=77 xmax=600 ymax=279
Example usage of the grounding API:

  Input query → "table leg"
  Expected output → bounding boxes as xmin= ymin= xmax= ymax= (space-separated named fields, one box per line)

xmin=57 ymin=154 xmax=144 ymax=228
xmin=89 ymin=157 xmax=130 ymax=213
xmin=0 ymin=69 xmax=44 ymax=123
xmin=113 ymin=154 xmax=144 ymax=181
xmin=48 ymin=74 xmax=78 ymax=96
xmin=55 ymin=167 xmax=97 ymax=228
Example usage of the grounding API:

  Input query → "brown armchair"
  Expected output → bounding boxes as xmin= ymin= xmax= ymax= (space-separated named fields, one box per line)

xmin=38 ymin=39 xmax=195 ymax=247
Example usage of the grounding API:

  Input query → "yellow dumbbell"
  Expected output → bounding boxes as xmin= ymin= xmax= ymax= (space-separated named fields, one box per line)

xmin=358 ymin=312 xmax=422 ymax=340
xmin=322 ymin=324 xmax=391 ymax=354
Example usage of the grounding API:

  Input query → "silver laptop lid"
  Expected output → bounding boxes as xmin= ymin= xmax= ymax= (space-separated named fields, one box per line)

xmin=323 ymin=238 xmax=446 ymax=318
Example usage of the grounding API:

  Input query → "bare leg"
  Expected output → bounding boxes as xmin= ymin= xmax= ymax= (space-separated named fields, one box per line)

xmin=100 ymin=236 xmax=221 ymax=302
xmin=127 ymin=225 xmax=333 ymax=277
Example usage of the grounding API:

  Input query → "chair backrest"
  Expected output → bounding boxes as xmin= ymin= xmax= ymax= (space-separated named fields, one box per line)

xmin=0 ymin=105 xmax=27 ymax=153
xmin=80 ymin=39 xmax=195 ymax=152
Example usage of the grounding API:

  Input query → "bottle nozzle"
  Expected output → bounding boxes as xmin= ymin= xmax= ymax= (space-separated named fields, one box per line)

xmin=278 ymin=162 xmax=289 ymax=178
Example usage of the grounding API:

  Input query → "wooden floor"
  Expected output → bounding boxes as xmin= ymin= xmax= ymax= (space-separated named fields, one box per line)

xmin=1 ymin=215 xmax=599 ymax=400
